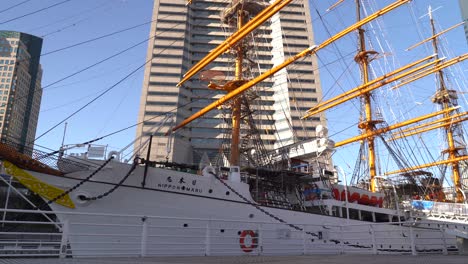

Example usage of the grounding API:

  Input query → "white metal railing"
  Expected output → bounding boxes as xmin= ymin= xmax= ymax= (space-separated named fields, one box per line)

xmin=430 ymin=201 xmax=468 ymax=216
xmin=0 ymin=208 xmax=459 ymax=258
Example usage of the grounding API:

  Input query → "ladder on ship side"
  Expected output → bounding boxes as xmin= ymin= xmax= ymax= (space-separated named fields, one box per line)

xmin=259 ymin=176 xmax=293 ymax=209
xmin=294 ymin=185 xmax=307 ymax=211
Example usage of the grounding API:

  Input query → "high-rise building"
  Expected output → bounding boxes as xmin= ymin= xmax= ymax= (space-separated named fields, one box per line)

xmin=136 ymin=0 xmax=325 ymax=166
xmin=460 ymin=0 xmax=468 ymax=44
xmin=0 ymin=31 xmax=43 ymax=154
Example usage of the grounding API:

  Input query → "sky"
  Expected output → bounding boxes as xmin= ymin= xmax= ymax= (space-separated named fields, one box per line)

xmin=309 ymin=0 xmax=468 ymax=182
xmin=1 ymin=0 xmax=467 ymax=179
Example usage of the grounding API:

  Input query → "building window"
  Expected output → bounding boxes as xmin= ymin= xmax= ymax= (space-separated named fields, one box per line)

xmin=147 ymin=101 xmax=177 ymax=106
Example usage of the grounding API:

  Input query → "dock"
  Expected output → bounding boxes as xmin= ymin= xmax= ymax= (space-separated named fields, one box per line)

xmin=1 ymin=255 xmax=467 ymax=264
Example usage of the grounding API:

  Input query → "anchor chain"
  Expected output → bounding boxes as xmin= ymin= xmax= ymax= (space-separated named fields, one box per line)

xmin=45 ymin=156 xmax=115 ymax=205
xmin=208 ymin=171 xmax=318 ymax=237
xmin=83 ymin=159 xmax=139 ymax=201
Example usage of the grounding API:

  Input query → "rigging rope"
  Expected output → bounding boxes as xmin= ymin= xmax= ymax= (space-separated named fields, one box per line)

xmin=0 ymin=0 xmax=73 ymax=25
xmin=207 ymin=169 xmax=429 ymax=253
xmin=45 ymin=156 xmax=115 ymax=205
xmin=208 ymin=171 xmax=318 ymax=238
xmin=350 ymin=143 xmax=364 ymax=184
xmin=82 ymin=159 xmax=139 ymax=201
xmin=0 ymin=0 xmax=32 ymax=14
xmin=3 ymin=155 xmax=114 ymax=232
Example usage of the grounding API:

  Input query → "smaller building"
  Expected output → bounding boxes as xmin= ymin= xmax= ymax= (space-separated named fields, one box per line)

xmin=0 ymin=31 xmax=43 ymax=155
xmin=460 ymin=0 xmax=468 ymax=44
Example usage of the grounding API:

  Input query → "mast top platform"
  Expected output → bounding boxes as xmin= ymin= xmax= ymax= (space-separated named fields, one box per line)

xmin=222 ymin=0 xmax=266 ymax=24
xmin=432 ymin=89 xmax=458 ymax=104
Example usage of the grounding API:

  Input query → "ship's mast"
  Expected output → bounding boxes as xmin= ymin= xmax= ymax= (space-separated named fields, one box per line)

xmin=355 ymin=0 xmax=381 ymax=192
xmin=298 ymin=1 xmax=467 ymax=198
xmin=230 ymin=8 xmax=245 ymax=166
xmin=173 ymin=1 xmax=413 ymax=167
xmin=427 ymin=7 xmax=466 ymax=203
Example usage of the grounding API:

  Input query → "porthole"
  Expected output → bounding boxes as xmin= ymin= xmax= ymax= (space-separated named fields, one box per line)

xmin=77 ymin=194 xmax=88 ymax=201
xmin=74 ymin=192 xmax=92 ymax=206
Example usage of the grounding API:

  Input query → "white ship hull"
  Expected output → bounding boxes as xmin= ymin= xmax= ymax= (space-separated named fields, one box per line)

xmin=25 ymin=161 xmax=459 ymax=257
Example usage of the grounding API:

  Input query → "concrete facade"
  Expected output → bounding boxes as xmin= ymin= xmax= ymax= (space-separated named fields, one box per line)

xmin=0 ymin=31 xmax=43 ymax=155
xmin=460 ymin=0 xmax=468 ymax=44
xmin=135 ymin=0 xmax=325 ymax=166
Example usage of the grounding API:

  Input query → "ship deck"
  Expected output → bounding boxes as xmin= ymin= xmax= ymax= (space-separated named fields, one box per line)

xmin=0 ymin=255 xmax=466 ymax=264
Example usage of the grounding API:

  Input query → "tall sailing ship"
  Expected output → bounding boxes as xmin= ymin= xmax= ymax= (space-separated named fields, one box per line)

xmin=1 ymin=0 xmax=467 ymax=257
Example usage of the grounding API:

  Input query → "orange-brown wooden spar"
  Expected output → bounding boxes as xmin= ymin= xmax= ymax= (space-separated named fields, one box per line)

xmin=172 ymin=45 xmax=318 ymax=132
xmin=385 ymin=156 xmax=468 ymax=176
xmin=406 ymin=22 xmax=465 ymax=51
xmin=314 ymin=0 xmax=410 ymax=52
xmin=391 ymin=111 xmax=468 ymax=140
xmin=303 ymin=54 xmax=437 ymax=118
xmin=304 ymin=57 xmax=443 ymax=118
xmin=171 ymin=0 xmax=411 ymax=133
xmin=177 ymin=0 xmax=293 ymax=87
xmin=326 ymin=0 xmax=345 ymax=12
xmin=303 ymin=54 xmax=467 ymax=118
xmin=334 ymin=107 xmax=458 ymax=147
xmin=392 ymin=117 xmax=468 ymax=140
xmin=389 ymin=54 xmax=467 ymax=89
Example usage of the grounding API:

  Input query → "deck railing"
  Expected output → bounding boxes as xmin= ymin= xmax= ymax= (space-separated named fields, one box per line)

xmin=410 ymin=200 xmax=468 ymax=216
xmin=431 ymin=202 xmax=468 ymax=216
xmin=0 ymin=208 xmax=459 ymax=258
